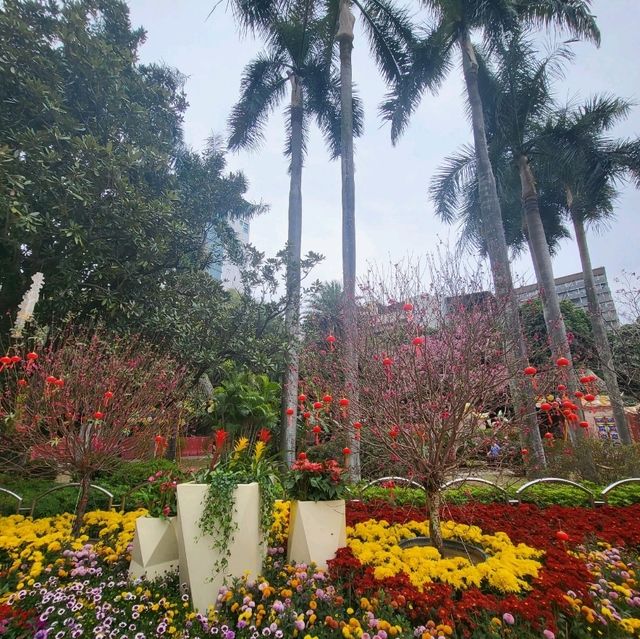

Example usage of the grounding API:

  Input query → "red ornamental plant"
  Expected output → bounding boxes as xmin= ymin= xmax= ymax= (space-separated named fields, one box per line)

xmin=285 ymin=453 xmax=346 ymax=501
xmin=0 ymin=327 xmax=186 ymax=534
xmin=357 ymin=258 xmax=521 ymax=551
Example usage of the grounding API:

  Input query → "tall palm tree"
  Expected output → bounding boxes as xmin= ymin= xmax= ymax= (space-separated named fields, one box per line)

xmin=430 ymin=37 xmax=594 ymax=444
xmin=382 ymin=0 xmax=599 ymax=464
xmin=225 ymin=0 xmax=415 ymax=478
xmin=538 ymin=97 xmax=640 ymax=443
xmin=228 ymin=15 xmax=363 ymax=464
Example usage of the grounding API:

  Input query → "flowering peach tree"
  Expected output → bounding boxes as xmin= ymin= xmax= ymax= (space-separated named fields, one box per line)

xmin=0 ymin=328 xmax=186 ymax=533
xmin=355 ymin=260 xmax=522 ymax=551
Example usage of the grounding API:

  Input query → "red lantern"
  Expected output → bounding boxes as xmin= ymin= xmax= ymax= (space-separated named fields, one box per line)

xmin=46 ymin=375 xmax=57 ymax=384
xmin=26 ymin=352 xmax=38 ymax=361
xmin=556 ymin=357 xmax=570 ymax=367
xmin=403 ymin=303 xmax=414 ymax=312
xmin=302 ymin=411 xmax=311 ymax=420
xmin=312 ymin=425 xmax=321 ymax=443
xmin=353 ymin=421 xmax=362 ymax=430
xmin=544 ymin=432 xmax=554 ymax=440
xmin=298 ymin=452 xmax=307 ymax=460
xmin=574 ymin=391 xmax=584 ymax=398
xmin=54 ymin=378 xmax=64 ymax=387
xmin=286 ymin=407 xmax=294 ymax=416
xmin=10 ymin=355 xmax=21 ymax=364
xmin=298 ymin=393 xmax=307 ymax=403
xmin=342 ymin=447 xmax=351 ymax=456
xmin=326 ymin=334 xmax=336 ymax=351
xmin=323 ymin=394 xmax=333 ymax=403
xmin=382 ymin=357 xmax=393 ymax=367
xmin=521 ymin=448 xmax=529 ymax=456
xmin=312 ymin=425 xmax=321 ymax=433
xmin=17 ymin=379 xmax=28 ymax=387
xmin=557 ymin=384 xmax=567 ymax=392
xmin=584 ymin=394 xmax=596 ymax=402
xmin=556 ymin=530 xmax=569 ymax=542
xmin=94 ymin=411 xmax=105 ymax=420
xmin=389 ymin=425 xmax=400 ymax=438
xmin=103 ymin=391 xmax=114 ymax=400
xmin=567 ymin=413 xmax=579 ymax=422
xmin=579 ymin=376 xmax=590 ymax=384
xmin=540 ymin=402 xmax=552 ymax=412
xmin=524 ymin=366 xmax=537 ymax=376
xmin=579 ymin=421 xmax=589 ymax=429
xmin=339 ymin=398 xmax=349 ymax=407
xmin=562 ymin=400 xmax=573 ymax=408
xmin=0 ymin=356 xmax=11 ymax=366
xmin=313 ymin=401 xmax=323 ymax=410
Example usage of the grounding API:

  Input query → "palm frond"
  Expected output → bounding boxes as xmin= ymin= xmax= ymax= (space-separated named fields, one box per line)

xmin=227 ymin=52 xmax=288 ymax=151
xmin=380 ymin=22 xmax=455 ymax=143
xmin=429 ymin=145 xmax=477 ymax=224
xmin=515 ymin=0 xmax=600 ymax=46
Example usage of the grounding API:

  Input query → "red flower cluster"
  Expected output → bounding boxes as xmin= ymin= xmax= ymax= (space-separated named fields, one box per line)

xmin=291 ymin=457 xmax=343 ymax=483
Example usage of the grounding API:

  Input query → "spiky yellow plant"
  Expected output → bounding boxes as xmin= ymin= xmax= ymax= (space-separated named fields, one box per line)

xmin=232 ymin=437 xmax=250 ymax=460
xmin=253 ymin=440 xmax=266 ymax=462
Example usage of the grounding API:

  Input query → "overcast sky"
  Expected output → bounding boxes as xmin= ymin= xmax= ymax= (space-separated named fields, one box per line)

xmin=128 ymin=0 xmax=640 ymax=307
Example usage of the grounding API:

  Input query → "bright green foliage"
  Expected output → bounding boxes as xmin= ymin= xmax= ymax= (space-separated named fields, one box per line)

xmin=207 ymin=365 xmax=282 ymax=438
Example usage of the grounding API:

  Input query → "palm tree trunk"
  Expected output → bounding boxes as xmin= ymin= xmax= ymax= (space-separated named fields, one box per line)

xmin=337 ymin=0 xmax=360 ymax=481
xmin=281 ymin=75 xmax=305 ymax=466
xmin=518 ymin=156 xmax=588 ymax=450
xmin=571 ymin=205 xmax=632 ymax=444
xmin=458 ymin=32 xmax=545 ymax=470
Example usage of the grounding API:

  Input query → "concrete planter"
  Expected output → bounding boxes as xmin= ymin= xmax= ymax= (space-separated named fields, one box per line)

xmin=176 ymin=482 xmax=263 ymax=613
xmin=287 ymin=499 xmax=346 ymax=570
xmin=129 ymin=516 xmax=179 ymax=580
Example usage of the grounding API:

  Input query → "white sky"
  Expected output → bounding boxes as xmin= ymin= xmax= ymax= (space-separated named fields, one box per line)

xmin=128 ymin=0 xmax=640 ymax=304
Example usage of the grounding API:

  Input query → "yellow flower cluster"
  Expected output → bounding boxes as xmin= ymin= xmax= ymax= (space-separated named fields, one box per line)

xmin=270 ymin=499 xmax=290 ymax=546
xmin=347 ymin=519 xmax=543 ymax=593
xmin=0 ymin=509 xmax=145 ymax=590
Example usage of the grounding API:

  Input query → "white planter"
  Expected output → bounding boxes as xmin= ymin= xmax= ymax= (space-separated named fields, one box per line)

xmin=176 ymin=482 xmax=263 ymax=614
xmin=129 ymin=516 xmax=179 ymax=580
xmin=287 ymin=499 xmax=346 ymax=570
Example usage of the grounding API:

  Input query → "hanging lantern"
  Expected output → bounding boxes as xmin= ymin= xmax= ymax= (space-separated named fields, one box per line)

xmin=302 ymin=411 xmax=311 ymax=420
xmin=17 ymin=379 xmax=28 ymax=387
xmin=540 ymin=402 xmax=552 ymax=412
xmin=579 ymin=375 xmax=590 ymax=384
xmin=544 ymin=432 xmax=554 ymax=440
xmin=298 ymin=393 xmax=307 ymax=403
xmin=326 ymin=334 xmax=337 ymax=351
xmin=574 ymin=391 xmax=584 ymax=399
xmin=389 ymin=425 xmax=400 ymax=438
xmin=342 ymin=447 xmax=351 ymax=456
xmin=412 ymin=336 xmax=425 ymax=357
xmin=26 ymin=352 xmax=38 ymax=361
xmin=557 ymin=384 xmax=567 ymax=392
xmin=556 ymin=357 xmax=570 ymax=367
xmin=94 ymin=411 xmax=105 ymax=420
xmin=579 ymin=421 xmax=589 ymax=429
xmin=583 ymin=393 xmax=596 ymax=402
xmin=298 ymin=452 xmax=307 ymax=460
xmin=0 ymin=356 xmax=11 ymax=366
xmin=353 ymin=421 xmax=362 ymax=430
xmin=567 ymin=413 xmax=579 ymax=422
xmin=10 ymin=355 xmax=20 ymax=364
xmin=312 ymin=424 xmax=321 ymax=444
xmin=521 ymin=448 xmax=529 ymax=456
xmin=402 ymin=303 xmax=413 ymax=312
xmin=313 ymin=401 xmax=323 ymax=410
xmin=323 ymin=394 xmax=333 ymax=403
xmin=46 ymin=375 xmax=57 ymax=384
xmin=382 ymin=357 xmax=393 ymax=367
xmin=524 ymin=366 xmax=537 ymax=376
xmin=555 ymin=530 xmax=569 ymax=542
xmin=286 ymin=408 xmax=294 ymax=416
xmin=339 ymin=398 xmax=349 ymax=407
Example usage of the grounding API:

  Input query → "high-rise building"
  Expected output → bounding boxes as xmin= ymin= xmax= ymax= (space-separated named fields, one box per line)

xmin=207 ymin=217 xmax=250 ymax=290
xmin=514 ymin=267 xmax=619 ymax=328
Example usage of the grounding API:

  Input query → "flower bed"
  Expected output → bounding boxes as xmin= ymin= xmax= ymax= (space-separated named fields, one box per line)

xmin=0 ymin=501 xmax=638 ymax=638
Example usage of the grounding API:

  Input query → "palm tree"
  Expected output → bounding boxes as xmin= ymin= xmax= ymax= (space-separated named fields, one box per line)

xmin=382 ymin=1 xmax=599 ymax=464
xmin=430 ymin=37 xmax=594 ymax=444
xmin=538 ymin=97 xmax=640 ymax=443
xmin=225 ymin=0 xmax=414 ymax=479
xmin=228 ymin=14 xmax=363 ymax=465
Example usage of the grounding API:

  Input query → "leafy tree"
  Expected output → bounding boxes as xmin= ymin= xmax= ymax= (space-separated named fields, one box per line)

xmin=228 ymin=12 xmax=362 ymax=465
xmin=520 ymin=298 xmax=596 ymax=371
xmin=302 ymin=280 xmax=343 ymax=343
xmin=0 ymin=0 xmax=260 ymax=335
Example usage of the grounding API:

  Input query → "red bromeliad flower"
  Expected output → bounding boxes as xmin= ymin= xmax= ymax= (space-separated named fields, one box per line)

xmin=258 ymin=428 xmax=271 ymax=443
xmin=215 ymin=429 xmax=228 ymax=449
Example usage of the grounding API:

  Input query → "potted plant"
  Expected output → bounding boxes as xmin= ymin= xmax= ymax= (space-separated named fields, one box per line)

xmin=129 ymin=469 xmax=182 ymax=580
xmin=285 ymin=452 xmax=347 ymax=569
xmin=176 ymin=429 xmax=279 ymax=613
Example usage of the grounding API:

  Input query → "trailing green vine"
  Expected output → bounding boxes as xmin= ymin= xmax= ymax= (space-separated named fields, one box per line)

xmin=193 ymin=434 xmax=281 ymax=576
